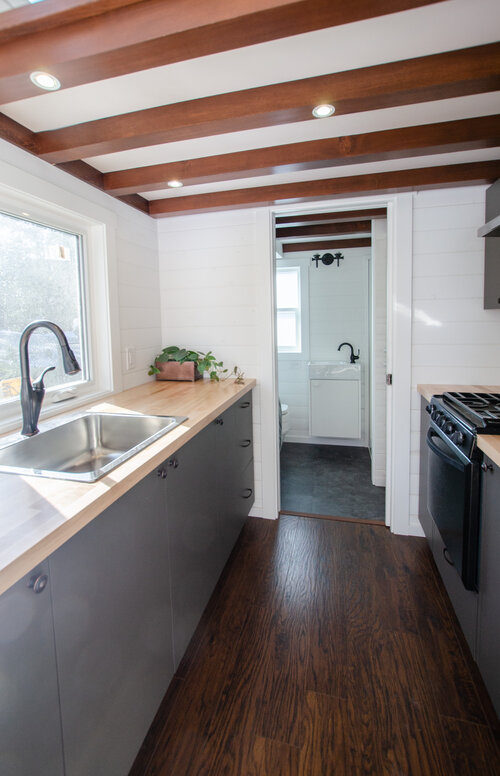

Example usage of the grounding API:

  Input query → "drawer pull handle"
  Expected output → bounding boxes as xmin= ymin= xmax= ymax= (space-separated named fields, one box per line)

xmin=242 ymin=488 xmax=253 ymax=499
xmin=29 ymin=574 xmax=48 ymax=594
xmin=168 ymin=458 xmax=179 ymax=468
xmin=240 ymin=439 xmax=252 ymax=447
xmin=443 ymin=547 xmax=454 ymax=566
xmin=157 ymin=468 xmax=167 ymax=479
xmin=215 ymin=418 xmax=224 ymax=426
xmin=239 ymin=401 xmax=250 ymax=408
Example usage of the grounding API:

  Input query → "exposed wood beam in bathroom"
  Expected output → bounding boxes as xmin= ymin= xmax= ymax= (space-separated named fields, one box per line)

xmin=276 ymin=220 xmax=372 ymax=238
xmin=275 ymin=209 xmax=387 ymax=226
xmin=282 ymin=238 xmax=372 ymax=252
xmin=149 ymin=160 xmax=500 ymax=216
xmin=34 ymin=44 xmax=500 ymax=163
xmin=103 ymin=115 xmax=500 ymax=195
xmin=0 ymin=0 xmax=442 ymax=103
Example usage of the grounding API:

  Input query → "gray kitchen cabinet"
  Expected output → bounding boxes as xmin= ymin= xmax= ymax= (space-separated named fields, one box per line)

xmin=0 ymin=563 xmax=64 ymax=776
xmin=477 ymin=453 xmax=500 ymax=717
xmin=418 ymin=397 xmax=433 ymax=541
xmin=48 ymin=470 xmax=174 ymax=776
xmin=164 ymin=422 xmax=220 ymax=668
xmin=216 ymin=394 xmax=254 ymax=567
xmin=166 ymin=390 xmax=254 ymax=668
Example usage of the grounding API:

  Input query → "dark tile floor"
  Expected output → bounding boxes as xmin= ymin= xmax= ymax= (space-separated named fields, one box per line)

xmin=280 ymin=442 xmax=386 ymax=521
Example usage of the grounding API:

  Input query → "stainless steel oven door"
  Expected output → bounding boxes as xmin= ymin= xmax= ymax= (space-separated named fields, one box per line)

xmin=426 ymin=427 xmax=480 ymax=591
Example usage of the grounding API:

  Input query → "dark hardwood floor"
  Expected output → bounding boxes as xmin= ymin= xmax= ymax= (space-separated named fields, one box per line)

xmin=130 ymin=516 xmax=500 ymax=775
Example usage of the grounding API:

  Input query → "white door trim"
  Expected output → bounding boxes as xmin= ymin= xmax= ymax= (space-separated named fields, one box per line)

xmin=256 ymin=192 xmax=414 ymax=534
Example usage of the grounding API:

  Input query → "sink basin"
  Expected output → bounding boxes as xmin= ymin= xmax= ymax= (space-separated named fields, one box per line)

xmin=0 ymin=412 xmax=187 ymax=482
xmin=308 ymin=361 xmax=361 ymax=380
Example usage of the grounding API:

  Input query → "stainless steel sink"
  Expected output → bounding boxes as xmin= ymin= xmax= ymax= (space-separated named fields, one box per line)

xmin=0 ymin=412 xmax=187 ymax=482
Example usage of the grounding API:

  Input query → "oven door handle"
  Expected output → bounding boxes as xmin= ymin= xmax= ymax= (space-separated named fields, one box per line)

xmin=426 ymin=429 xmax=466 ymax=471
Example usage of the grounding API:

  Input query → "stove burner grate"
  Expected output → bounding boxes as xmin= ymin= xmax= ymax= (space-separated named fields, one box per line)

xmin=442 ymin=392 xmax=500 ymax=431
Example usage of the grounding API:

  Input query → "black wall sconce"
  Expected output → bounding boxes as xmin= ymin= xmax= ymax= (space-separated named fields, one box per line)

xmin=312 ymin=252 xmax=344 ymax=268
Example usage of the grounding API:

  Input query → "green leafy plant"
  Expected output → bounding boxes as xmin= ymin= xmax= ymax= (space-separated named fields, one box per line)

xmin=148 ymin=345 xmax=228 ymax=382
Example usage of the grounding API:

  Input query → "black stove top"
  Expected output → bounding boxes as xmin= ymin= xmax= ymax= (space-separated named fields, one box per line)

xmin=442 ymin=391 xmax=500 ymax=432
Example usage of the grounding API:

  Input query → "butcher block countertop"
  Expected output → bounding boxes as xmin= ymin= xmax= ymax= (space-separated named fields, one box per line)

xmin=417 ymin=383 xmax=500 ymax=469
xmin=0 ymin=378 xmax=255 ymax=597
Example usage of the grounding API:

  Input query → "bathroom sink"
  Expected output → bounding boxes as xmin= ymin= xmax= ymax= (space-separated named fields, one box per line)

xmin=0 ymin=412 xmax=187 ymax=482
xmin=308 ymin=361 xmax=361 ymax=380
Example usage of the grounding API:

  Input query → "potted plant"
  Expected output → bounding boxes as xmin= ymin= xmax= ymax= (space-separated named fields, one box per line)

xmin=148 ymin=346 xmax=227 ymax=382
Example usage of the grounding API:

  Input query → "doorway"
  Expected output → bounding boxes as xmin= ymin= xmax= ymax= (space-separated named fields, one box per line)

xmin=274 ymin=206 xmax=388 ymax=523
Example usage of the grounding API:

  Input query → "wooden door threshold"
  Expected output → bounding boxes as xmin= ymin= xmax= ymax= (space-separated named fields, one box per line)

xmin=279 ymin=509 xmax=387 ymax=527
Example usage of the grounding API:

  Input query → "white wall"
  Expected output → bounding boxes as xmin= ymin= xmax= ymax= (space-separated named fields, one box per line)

xmin=277 ymin=247 xmax=370 ymax=445
xmin=409 ymin=185 xmax=500 ymax=534
xmin=0 ymin=140 xmax=161 ymax=393
xmin=157 ymin=209 xmax=266 ymax=517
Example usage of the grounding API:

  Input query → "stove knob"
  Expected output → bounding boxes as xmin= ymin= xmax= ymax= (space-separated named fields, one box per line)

xmin=438 ymin=416 xmax=447 ymax=429
xmin=444 ymin=421 xmax=455 ymax=435
xmin=451 ymin=431 xmax=465 ymax=446
xmin=431 ymin=409 xmax=441 ymax=422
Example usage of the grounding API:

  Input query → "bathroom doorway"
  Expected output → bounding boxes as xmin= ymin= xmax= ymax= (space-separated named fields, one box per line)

xmin=275 ymin=206 xmax=388 ymax=523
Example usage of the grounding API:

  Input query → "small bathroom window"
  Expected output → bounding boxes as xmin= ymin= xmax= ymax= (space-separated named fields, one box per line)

xmin=276 ymin=266 xmax=302 ymax=353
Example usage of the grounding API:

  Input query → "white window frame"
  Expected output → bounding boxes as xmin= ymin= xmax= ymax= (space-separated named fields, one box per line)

xmin=0 ymin=183 xmax=118 ymax=433
xmin=275 ymin=258 xmax=309 ymax=360
xmin=276 ymin=266 xmax=302 ymax=353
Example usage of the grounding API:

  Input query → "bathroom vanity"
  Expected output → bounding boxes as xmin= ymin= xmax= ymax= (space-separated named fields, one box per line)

xmin=308 ymin=361 xmax=361 ymax=438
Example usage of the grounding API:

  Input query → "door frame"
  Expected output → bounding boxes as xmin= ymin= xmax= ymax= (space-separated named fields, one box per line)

xmin=255 ymin=192 xmax=414 ymax=534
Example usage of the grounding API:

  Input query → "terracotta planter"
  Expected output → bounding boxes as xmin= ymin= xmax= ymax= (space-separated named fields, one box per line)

xmin=154 ymin=360 xmax=203 ymax=381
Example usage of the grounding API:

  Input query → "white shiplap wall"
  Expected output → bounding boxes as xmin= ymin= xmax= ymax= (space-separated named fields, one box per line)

xmin=157 ymin=209 xmax=265 ymax=517
xmin=409 ymin=185 xmax=500 ymax=533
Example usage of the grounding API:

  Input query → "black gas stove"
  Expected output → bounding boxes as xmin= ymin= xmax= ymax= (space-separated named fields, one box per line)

xmin=442 ymin=391 xmax=500 ymax=433
xmin=425 ymin=391 xmax=497 ymax=591
xmin=427 ymin=391 xmax=500 ymax=462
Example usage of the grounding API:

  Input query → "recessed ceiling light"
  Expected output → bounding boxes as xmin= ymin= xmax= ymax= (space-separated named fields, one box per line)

xmin=312 ymin=103 xmax=335 ymax=118
xmin=167 ymin=179 xmax=183 ymax=188
xmin=30 ymin=71 xmax=61 ymax=91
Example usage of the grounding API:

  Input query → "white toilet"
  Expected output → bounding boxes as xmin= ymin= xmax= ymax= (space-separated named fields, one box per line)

xmin=280 ymin=402 xmax=290 ymax=447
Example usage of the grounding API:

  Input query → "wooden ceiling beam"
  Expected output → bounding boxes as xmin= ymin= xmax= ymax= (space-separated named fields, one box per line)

xmin=149 ymin=160 xmax=500 ymax=216
xmin=275 ymin=209 xmax=387 ymax=225
xmin=283 ymin=239 xmax=371 ymax=252
xmin=35 ymin=43 xmax=500 ymax=164
xmin=103 ymin=115 xmax=500 ymax=195
xmin=277 ymin=221 xmax=372 ymax=238
xmin=0 ymin=0 xmax=144 ymax=44
xmin=0 ymin=0 xmax=444 ymax=103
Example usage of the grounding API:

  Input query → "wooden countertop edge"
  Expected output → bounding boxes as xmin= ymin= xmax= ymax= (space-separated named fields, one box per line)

xmin=416 ymin=383 xmax=500 ymax=468
xmin=0 ymin=378 xmax=256 ymax=596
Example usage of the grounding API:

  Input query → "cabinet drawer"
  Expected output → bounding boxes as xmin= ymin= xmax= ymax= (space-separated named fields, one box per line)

xmin=431 ymin=522 xmax=478 ymax=656
xmin=233 ymin=393 xmax=253 ymax=469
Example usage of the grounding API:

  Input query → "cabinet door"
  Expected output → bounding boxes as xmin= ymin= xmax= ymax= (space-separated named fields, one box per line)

xmin=216 ymin=393 xmax=254 ymax=568
xmin=418 ymin=397 xmax=433 ymax=541
xmin=49 ymin=471 xmax=174 ymax=776
xmin=310 ymin=379 xmax=360 ymax=438
xmin=477 ymin=455 xmax=500 ymax=717
xmin=0 ymin=564 xmax=64 ymax=776
xmin=164 ymin=423 xmax=220 ymax=669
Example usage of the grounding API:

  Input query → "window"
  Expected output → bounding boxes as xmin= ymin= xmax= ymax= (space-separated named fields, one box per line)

xmin=276 ymin=267 xmax=301 ymax=353
xmin=0 ymin=210 xmax=88 ymax=403
xmin=0 ymin=188 xmax=115 ymax=431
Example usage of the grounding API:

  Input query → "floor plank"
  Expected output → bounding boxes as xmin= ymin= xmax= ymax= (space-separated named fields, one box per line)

xmin=129 ymin=515 xmax=499 ymax=776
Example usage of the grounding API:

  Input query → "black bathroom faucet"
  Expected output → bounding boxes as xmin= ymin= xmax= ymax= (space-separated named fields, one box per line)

xmin=338 ymin=342 xmax=360 ymax=364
